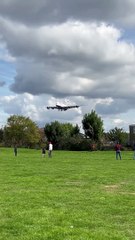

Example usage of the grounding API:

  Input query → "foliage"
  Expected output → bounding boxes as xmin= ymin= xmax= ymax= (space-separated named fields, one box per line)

xmin=44 ymin=121 xmax=63 ymax=148
xmin=58 ymin=134 xmax=91 ymax=151
xmin=4 ymin=115 xmax=40 ymax=147
xmin=0 ymin=128 xmax=4 ymax=143
xmin=82 ymin=110 xmax=104 ymax=142
xmin=44 ymin=121 xmax=80 ymax=149
xmin=38 ymin=128 xmax=47 ymax=148
xmin=107 ymin=127 xmax=128 ymax=145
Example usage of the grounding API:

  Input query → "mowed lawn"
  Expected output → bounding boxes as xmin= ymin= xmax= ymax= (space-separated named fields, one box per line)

xmin=0 ymin=148 xmax=135 ymax=240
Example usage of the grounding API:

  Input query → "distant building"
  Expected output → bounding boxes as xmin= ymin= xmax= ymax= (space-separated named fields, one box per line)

xmin=129 ymin=124 xmax=135 ymax=146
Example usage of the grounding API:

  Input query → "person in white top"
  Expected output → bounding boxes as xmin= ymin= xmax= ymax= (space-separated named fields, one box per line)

xmin=48 ymin=142 xmax=53 ymax=157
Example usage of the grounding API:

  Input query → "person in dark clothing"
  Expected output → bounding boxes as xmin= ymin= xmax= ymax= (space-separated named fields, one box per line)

xmin=115 ymin=142 xmax=122 ymax=160
xmin=133 ymin=143 xmax=135 ymax=159
xmin=14 ymin=146 xmax=17 ymax=156
xmin=42 ymin=147 xmax=46 ymax=157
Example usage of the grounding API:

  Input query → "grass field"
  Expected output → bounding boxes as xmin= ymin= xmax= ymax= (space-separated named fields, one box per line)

xmin=0 ymin=148 xmax=135 ymax=240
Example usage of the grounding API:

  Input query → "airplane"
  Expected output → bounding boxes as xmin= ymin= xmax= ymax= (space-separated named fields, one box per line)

xmin=47 ymin=104 xmax=79 ymax=111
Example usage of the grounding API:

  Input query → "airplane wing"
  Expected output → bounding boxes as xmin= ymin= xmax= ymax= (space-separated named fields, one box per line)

xmin=47 ymin=106 xmax=57 ymax=110
xmin=56 ymin=105 xmax=76 ymax=111
xmin=57 ymin=105 xmax=79 ymax=111
xmin=47 ymin=105 xmax=64 ymax=110
xmin=66 ymin=105 xmax=79 ymax=109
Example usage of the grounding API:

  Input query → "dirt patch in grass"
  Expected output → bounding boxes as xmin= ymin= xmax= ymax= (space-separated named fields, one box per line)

xmin=104 ymin=182 xmax=135 ymax=195
xmin=119 ymin=192 xmax=135 ymax=195
xmin=104 ymin=184 xmax=119 ymax=192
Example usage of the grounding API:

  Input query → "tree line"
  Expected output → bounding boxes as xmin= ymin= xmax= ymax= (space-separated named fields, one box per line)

xmin=0 ymin=111 xmax=129 ymax=150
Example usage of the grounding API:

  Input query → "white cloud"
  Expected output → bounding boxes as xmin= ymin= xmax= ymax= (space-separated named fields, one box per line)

xmin=0 ymin=19 xmax=134 ymax=101
xmin=0 ymin=0 xmax=135 ymax=131
xmin=113 ymin=119 xmax=125 ymax=125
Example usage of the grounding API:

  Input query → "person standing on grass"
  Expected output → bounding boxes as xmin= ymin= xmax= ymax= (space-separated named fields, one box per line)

xmin=133 ymin=143 xmax=135 ymax=160
xmin=42 ymin=147 xmax=46 ymax=157
xmin=48 ymin=142 xmax=53 ymax=158
xmin=115 ymin=142 xmax=122 ymax=160
xmin=14 ymin=145 xmax=18 ymax=156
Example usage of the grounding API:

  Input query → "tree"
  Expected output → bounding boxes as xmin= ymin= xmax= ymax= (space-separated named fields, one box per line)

xmin=4 ymin=115 xmax=40 ymax=147
xmin=70 ymin=124 xmax=80 ymax=136
xmin=44 ymin=121 xmax=63 ymax=148
xmin=61 ymin=123 xmax=80 ymax=137
xmin=0 ymin=128 xmax=4 ymax=143
xmin=82 ymin=110 xmax=104 ymax=142
xmin=107 ymin=127 xmax=128 ymax=145
xmin=44 ymin=121 xmax=80 ymax=149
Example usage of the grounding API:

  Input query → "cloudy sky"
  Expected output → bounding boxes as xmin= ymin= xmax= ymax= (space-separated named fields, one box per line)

xmin=0 ymin=0 xmax=135 ymax=132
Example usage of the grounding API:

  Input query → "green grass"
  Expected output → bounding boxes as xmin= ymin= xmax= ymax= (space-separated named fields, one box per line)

xmin=0 ymin=148 xmax=135 ymax=239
